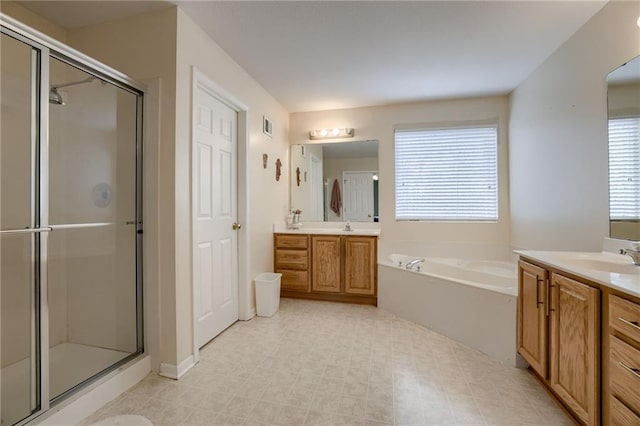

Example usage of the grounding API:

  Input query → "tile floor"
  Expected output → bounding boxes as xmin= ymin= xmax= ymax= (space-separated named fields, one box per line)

xmin=81 ymin=299 xmax=572 ymax=425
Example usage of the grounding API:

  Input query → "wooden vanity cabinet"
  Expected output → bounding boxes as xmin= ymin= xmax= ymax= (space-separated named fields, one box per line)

xmin=274 ymin=234 xmax=310 ymax=292
xmin=344 ymin=236 xmax=377 ymax=296
xmin=607 ymin=294 xmax=640 ymax=424
xmin=517 ymin=260 xmax=549 ymax=378
xmin=275 ymin=233 xmax=378 ymax=305
xmin=549 ymin=273 xmax=600 ymax=426
xmin=311 ymin=236 xmax=341 ymax=293
xmin=517 ymin=260 xmax=600 ymax=426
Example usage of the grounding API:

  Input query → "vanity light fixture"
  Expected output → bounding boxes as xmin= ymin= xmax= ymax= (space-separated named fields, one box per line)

xmin=309 ymin=127 xmax=355 ymax=140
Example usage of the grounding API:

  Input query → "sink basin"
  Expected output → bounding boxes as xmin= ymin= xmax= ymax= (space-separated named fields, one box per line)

xmin=560 ymin=258 xmax=640 ymax=275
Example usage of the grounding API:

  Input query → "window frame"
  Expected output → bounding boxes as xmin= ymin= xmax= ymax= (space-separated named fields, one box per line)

xmin=394 ymin=121 xmax=499 ymax=222
xmin=608 ymin=114 xmax=640 ymax=221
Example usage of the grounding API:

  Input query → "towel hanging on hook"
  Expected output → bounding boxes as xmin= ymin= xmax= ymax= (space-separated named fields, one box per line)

xmin=330 ymin=178 xmax=342 ymax=216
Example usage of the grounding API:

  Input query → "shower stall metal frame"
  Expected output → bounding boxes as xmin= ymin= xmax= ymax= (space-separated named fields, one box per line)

xmin=1 ymin=13 xmax=145 ymax=425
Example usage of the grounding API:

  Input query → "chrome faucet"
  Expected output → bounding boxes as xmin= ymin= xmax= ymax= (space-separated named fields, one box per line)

xmin=406 ymin=258 xmax=425 ymax=270
xmin=344 ymin=221 xmax=352 ymax=231
xmin=619 ymin=249 xmax=640 ymax=266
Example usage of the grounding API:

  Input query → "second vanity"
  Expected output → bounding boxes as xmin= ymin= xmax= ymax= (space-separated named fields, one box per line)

xmin=273 ymin=226 xmax=380 ymax=305
xmin=515 ymin=250 xmax=640 ymax=426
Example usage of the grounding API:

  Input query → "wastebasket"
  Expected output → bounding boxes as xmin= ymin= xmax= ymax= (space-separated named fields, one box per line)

xmin=255 ymin=272 xmax=282 ymax=317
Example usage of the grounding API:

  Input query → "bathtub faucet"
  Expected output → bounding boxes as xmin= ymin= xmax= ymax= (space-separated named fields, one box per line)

xmin=406 ymin=258 xmax=425 ymax=271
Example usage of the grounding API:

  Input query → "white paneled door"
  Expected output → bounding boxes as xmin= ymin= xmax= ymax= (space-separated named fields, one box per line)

xmin=193 ymin=77 xmax=239 ymax=348
xmin=343 ymin=171 xmax=375 ymax=222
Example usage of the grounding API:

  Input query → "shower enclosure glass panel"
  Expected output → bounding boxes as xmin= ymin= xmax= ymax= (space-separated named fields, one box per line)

xmin=1 ymin=17 xmax=143 ymax=423
xmin=0 ymin=32 xmax=42 ymax=425
xmin=47 ymin=58 xmax=139 ymax=400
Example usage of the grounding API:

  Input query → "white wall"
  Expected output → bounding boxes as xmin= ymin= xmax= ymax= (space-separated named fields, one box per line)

xmin=175 ymin=8 xmax=290 ymax=364
xmin=290 ymin=96 xmax=511 ymax=259
xmin=509 ymin=1 xmax=640 ymax=251
xmin=0 ymin=1 xmax=67 ymax=42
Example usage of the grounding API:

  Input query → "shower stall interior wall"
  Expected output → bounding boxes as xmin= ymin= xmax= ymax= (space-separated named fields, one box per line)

xmin=1 ymin=19 xmax=143 ymax=426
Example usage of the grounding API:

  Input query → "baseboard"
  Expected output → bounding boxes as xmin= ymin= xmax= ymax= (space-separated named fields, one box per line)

xmin=39 ymin=355 xmax=150 ymax=425
xmin=239 ymin=307 xmax=256 ymax=321
xmin=159 ymin=355 xmax=195 ymax=380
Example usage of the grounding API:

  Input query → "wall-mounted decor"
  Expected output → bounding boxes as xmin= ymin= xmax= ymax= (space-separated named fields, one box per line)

xmin=296 ymin=167 xmax=301 ymax=186
xmin=275 ymin=158 xmax=282 ymax=181
xmin=263 ymin=116 xmax=273 ymax=137
xmin=263 ymin=153 xmax=268 ymax=169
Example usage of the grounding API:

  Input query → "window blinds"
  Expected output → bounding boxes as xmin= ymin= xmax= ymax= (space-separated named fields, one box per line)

xmin=608 ymin=117 xmax=640 ymax=220
xmin=395 ymin=125 xmax=498 ymax=221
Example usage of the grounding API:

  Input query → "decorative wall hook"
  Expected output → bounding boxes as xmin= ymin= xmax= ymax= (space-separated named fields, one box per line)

xmin=275 ymin=158 xmax=282 ymax=181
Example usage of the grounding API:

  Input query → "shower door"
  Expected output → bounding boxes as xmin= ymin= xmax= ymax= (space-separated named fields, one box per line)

xmin=47 ymin=57 xmax=142 ymax=402
xmin=0 ymin=30 xmax=47 ymax=426
xmin=1 ymin=18 xmax=143 ymax=425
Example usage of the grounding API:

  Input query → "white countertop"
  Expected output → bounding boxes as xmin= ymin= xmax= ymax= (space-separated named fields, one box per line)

xmin=515 ymin=250 xmax=640 ymax=298
xmin=273 ymin=225 xmax=381 ymax=236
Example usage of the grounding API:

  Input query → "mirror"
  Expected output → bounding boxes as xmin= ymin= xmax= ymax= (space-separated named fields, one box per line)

xmin=607 ymin=55 xmax=640 ymax=240
xmin=290 ymin=140 xmax=379 ymax=222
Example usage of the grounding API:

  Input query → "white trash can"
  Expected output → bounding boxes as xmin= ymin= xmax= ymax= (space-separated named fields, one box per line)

xmin=255 ymin=272 xmax=282 ymax=317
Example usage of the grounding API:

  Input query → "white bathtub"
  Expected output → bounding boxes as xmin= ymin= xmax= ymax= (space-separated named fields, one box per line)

xmin=378 ymin=254 xmax=520 ymax=366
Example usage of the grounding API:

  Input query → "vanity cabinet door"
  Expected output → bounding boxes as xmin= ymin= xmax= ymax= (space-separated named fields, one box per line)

xmin=311 ymin=235 xmax=341 ymax=293
xmin=344 ymin=236 xmax=376 ymax=295
xmin=549 ymin=273 xmax=600 ymax=426
xmin=517 ymin=260 xmax=549 ymax=378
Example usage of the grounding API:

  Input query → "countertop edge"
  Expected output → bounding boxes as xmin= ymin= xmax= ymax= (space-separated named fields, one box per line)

xmin=515 ymin=250 xmax=640 ymax=299
xmin=273 ymin=227 xmax=381 ymax=236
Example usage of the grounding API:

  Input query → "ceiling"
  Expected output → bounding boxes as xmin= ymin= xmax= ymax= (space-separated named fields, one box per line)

xmin=17 ymin=1 xmax=607 ymax=113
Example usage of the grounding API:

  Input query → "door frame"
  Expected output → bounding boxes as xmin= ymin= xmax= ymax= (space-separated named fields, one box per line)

xmin=310 ymin=153 xmax=323 ymax=221
xmin=191 ymin=67 xmax=250 ymax=363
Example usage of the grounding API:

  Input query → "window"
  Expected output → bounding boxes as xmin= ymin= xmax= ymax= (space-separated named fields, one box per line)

xmin=395 ymin=125 xmax=498 ymax=221
xmin=608 ymin=116 xmax=640 ymax=220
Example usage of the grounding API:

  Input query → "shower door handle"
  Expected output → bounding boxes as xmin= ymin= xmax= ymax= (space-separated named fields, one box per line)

xmin=0 ymin=226 xmax=53 ymax=235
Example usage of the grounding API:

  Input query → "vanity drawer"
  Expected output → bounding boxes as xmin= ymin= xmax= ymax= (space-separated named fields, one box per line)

xmin=275 ymin=250 xmax=309 ymax=270
xmin=278 ymin=269 xmax=310 ymax=292
xmin=275 ymin=234 xmax=309 ymax=249
xmin=610 ymin=396 xmax=640 ymax=426
xmin=610 ymin=336 xmax=640 ymax=413
xmin=610 ymin=295 xmax=640 ymax=343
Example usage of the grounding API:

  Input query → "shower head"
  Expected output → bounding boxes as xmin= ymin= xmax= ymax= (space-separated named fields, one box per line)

xmin=49 ymin=87 xmax=65 ymax=105
xmin=49 ymin=76 xmax=97 ymax=105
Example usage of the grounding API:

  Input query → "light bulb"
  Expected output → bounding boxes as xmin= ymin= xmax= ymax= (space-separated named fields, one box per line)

xmin=332 ymin=128 xmax=340 ymax=136
xmin=320 ymin=129 xmax=328 ymax=137
xmin=637 ymin=15 xmax=640 ymax=28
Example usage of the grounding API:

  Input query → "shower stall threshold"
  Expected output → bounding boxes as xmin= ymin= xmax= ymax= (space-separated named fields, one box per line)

xmin=1 ymin=343 xmax=130 ymax=426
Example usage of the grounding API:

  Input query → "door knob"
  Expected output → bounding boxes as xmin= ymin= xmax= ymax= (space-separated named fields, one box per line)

xmin=232 ymin=222 xmax=242 ymax=230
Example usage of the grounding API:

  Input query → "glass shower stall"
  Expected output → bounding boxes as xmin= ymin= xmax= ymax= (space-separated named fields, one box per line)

xmin=1 ymin=16 xmax=143 ymax=426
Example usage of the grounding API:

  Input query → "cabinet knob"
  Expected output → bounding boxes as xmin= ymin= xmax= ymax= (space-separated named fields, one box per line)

xmin=232 ymin=222 xmax=242 ymax=230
